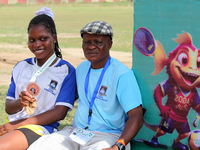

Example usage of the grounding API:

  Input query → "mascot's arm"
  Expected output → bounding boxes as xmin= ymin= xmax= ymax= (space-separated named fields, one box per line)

xmin=154 ymin=85 xmax=171 ymax=118
xmin=193 ymin=104 xmax=200 ymax=127
xmin=192 ymin=91 xmax=200 ymax=127
xmin=194 ymin=104 xmax=200 ymax=113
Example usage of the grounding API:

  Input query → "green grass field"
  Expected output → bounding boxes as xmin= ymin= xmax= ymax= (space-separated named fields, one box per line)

xmin=0 ymin=1 xmax=133 ymax=129
xmin=0 ymin=2 xmax=133 ymax=52
xmin=0 ymin=86 xmax=7 ymax=125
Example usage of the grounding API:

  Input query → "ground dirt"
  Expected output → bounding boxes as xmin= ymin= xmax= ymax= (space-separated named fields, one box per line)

xmin=0 ymin=44 xmax=132 ymax=86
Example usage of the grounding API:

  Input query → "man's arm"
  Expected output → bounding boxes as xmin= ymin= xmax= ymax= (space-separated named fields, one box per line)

xmin=103 ymin=105 xmax=143 ymax=150
xmin=117 ymin=105 xmax=143 ymax=144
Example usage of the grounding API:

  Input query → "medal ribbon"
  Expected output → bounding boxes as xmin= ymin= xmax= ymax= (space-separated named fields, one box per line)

xmin=84 ymin=56 xmax=111 ymax=129
xmin=30 ymin=53 xmax=56 ymax=83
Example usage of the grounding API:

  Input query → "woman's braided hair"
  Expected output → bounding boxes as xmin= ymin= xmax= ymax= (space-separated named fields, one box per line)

xmin=27 ymin=14 xmax=62 ymax=58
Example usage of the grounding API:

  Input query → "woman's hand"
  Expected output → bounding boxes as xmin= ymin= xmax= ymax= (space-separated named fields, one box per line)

xmin=0 ymin=119 xmax=24 ymax=136
xmin=6 ymin=91 xmax=33 ymax=114
xmin=19 ymin=91 xmax=34 ymax=107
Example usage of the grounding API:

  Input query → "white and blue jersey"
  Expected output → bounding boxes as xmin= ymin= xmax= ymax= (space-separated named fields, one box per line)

xmin=73 ymin=57 xmax=142 ymax=133
xmin=6 ymin=57 xmax=76 ymax=133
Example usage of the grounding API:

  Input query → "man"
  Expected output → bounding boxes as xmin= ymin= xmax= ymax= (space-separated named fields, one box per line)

xmin=28 ymin=20 xmax=143 ymax=150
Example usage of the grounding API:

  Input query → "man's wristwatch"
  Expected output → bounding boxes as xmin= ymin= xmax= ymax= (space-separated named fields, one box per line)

xmin=114 ymin=141 xmax=125 ymax=150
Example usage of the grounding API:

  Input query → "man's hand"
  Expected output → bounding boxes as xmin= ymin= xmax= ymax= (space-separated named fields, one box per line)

xmin=102 ymin=144 xmax=119 ymax=150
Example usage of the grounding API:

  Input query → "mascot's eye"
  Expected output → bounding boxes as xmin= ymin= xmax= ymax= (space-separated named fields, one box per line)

xmin=177 ymin=53 xmax=188 ymax=66
xmin=197 ymin=56 xmax=200 ymax=69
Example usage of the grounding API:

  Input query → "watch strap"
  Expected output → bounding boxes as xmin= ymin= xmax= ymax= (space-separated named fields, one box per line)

xmin=114 ymin=141 xmax=125 ymax=150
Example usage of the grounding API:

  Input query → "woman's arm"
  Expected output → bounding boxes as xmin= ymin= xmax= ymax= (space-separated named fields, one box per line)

xmin=0 ymin=105 xmax=69 ymax=136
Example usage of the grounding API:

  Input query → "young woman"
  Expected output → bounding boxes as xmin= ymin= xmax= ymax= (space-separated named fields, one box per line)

xmin=0 ymin=7 xmax=76 ymax=150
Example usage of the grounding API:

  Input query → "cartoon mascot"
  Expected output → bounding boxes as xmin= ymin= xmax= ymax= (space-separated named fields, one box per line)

xmin=134 ymin=28 xmax=200 ymax=150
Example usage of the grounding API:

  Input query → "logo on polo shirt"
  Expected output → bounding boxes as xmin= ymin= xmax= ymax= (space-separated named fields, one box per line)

xmin=49 ymin=80 xmax=58 ymax=90
xmin=44 ymin=79 xmax=58 ymax=96
xmin=98 ymin=85 xmax=107 ymax=96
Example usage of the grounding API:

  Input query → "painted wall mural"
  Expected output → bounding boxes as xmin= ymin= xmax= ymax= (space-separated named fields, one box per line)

xmin=132 ymin=0 xmax=200 ymax=150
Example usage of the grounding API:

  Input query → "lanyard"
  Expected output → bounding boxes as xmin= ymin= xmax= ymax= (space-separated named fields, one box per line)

xmin=30 ymin=53 xmax=56 ymax=83
xmin=84 ymin=56 xmax=111 ymax=129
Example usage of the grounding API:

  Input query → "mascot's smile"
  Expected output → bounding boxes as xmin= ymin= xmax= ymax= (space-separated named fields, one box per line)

xmin=178 ymin=67 xmax=199 ymax=85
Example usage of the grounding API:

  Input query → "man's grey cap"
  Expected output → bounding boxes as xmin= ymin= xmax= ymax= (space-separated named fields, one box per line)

xmin=80 ymin=20 xmax=113 ymax=40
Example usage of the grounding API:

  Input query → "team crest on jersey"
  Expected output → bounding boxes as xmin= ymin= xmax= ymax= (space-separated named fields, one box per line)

xmin=174 ymin=85 xmax=178 ymax=94
xmin=49 ymin=80 xmax=58 ymax=90
xmin=98 ymin=85 xmax=107 ymax=96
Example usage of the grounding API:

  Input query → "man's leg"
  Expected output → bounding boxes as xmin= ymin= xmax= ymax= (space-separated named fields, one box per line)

xmin=82 ymin=131 xmax=130 ymax=150
xmin=28 ymin=126 xmax=79 ymax=150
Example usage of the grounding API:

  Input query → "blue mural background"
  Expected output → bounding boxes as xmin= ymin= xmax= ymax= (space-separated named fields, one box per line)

xmin=132 ymin=0 xmax=200 ymax=149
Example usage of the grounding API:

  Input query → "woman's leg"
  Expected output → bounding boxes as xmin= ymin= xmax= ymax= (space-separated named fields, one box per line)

xmin=0 ymin=130 xmax=28 ymax=150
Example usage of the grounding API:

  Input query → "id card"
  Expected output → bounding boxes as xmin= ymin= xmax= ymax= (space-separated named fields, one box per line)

xmin=68 ymin=127 xmax=94 ymax=146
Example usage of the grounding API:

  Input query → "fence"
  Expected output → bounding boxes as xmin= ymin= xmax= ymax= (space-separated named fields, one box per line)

xmin=0 ymin=0 xmax=120 ymax=4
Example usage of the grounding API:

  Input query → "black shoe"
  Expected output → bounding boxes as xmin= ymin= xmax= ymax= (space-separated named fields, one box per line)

xmin=172 ymin=140 xmax=189 ymax=150
xmin=149 ymin=136 xmax=159 ymax=146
